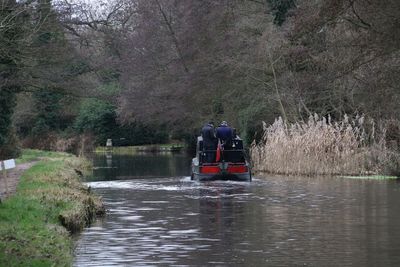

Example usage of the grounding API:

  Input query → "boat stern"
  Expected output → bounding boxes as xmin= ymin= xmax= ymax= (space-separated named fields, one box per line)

xmin=191 ymin=159 xmax=251 ymax=182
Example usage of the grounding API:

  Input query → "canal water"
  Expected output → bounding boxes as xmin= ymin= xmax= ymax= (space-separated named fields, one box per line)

xmin=74 ymin=152 xmax=400 ymax=266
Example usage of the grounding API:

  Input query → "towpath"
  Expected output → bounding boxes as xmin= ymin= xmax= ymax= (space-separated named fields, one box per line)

xmin=0 ymin=161 xmax=37 ymax=201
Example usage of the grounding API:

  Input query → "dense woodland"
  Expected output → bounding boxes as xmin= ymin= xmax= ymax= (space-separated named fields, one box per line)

xmin=1 ymin=0 xmax=399 ymax=159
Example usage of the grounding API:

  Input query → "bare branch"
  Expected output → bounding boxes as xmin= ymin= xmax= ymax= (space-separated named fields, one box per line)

xmin=154 ymin=0 xmax=189 ymax=73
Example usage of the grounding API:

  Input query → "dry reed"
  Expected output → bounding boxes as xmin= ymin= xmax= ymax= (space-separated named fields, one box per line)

xmin=251 ymin=114 xmax=400 ymax=176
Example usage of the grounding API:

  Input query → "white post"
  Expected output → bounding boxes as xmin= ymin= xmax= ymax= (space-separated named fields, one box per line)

xmin=1 ymin=161 xmax=8 ymax=198
xmin=106 ymin=139 xmax=112 ymax=147
xmin=106 ymin=139 xmax=113 ymax=152
xmin=1 ymin=160 xmax=16 ymax=199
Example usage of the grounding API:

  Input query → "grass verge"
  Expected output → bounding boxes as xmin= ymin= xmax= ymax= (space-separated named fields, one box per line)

xmin=15 ymin=149 xmax=71 ymax=164
xmin=0 ymin=150 xmax=105 ymax=266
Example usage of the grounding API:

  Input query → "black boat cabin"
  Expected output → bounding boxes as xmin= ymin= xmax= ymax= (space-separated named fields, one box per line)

xmin=191 ymin=136 xmax=251 ymax=181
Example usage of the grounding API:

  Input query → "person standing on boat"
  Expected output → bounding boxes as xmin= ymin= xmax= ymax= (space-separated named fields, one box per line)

xmin=216 ymin=121 xmax=234 ymax=162
xmin=216 ymin=121 xmax=234 ymax=147
xmin=201 ymin=121 xmax=217 ymax=163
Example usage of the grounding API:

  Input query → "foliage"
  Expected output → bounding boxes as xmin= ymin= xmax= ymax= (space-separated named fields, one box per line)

xmin=279 ymin=0 xmax=400 ymax=120
xmin=74 ymin=99 xmax=117 ymax=144
xmin=0 ymin=128 xmax=21 ymax=160
xmin=0 ymin=0 xmax=27 ymax=159
xmin=237 ymin=101 xmax=279 ymax=145
xmin=112 ymin=1 xmax=274 ymax=138
xmin=115 ymin=123 xmax=168 ymax=146
xmin=0 ymin=89 xmax=16 ymax=146
xmin=3 ymin=0 xmax=399 ymax=155
xmin=267 ymin=0 xmax=296 ymax=25
xmin=0 ymin=0 xmax=97 ymax=155
xmin=74 ymin=99 xmax=168 ymax=145
xmin=0 ymin=89 xmax=20 ymax=159
xmin=53 ymin=0 xmax=394 ymax=148
xmin=32 ymin=90 xmax=63 ymax=136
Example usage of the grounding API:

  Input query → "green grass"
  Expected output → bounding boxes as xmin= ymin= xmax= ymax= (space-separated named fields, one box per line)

xmin=16 ymin=149 xmax=72 ymax=164
xmin=0 ymin=197 xmax=72 ymax=266
xmin=0 ymin=150 xmax=104 ymax=266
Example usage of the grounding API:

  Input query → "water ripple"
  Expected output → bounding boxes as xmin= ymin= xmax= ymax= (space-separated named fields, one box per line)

xmin=76 ymin=175 xmax=400 ymax=267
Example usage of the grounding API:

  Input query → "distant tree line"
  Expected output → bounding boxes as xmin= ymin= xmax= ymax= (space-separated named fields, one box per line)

xmin=1 ymin=0 xmax=399 ymax=158
xmin=0 ymin=0 xmax=169 ymax=158
xmin=103 ymin=0 xmax=399 ymax=144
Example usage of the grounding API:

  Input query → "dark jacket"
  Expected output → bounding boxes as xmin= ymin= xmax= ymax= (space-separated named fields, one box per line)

xmin=201 ymin=124 xmax=216 ymax=148
xmin=216 ymin=125 xmax=233 ymax=143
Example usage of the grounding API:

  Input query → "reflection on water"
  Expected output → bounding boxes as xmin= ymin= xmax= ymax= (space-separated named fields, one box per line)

xmin=74 ymin=153 xmax=400 ymax=266
xmin=88 ymin=152 xmax=192 ymax=181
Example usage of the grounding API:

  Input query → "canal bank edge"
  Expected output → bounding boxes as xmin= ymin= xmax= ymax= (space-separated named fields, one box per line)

xmin=95 ymin=143 xmax=185 ymax=154
xmin=0 ymin=150 xmax=105 ymax=266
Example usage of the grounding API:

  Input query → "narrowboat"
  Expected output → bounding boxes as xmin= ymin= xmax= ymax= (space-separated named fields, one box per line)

xmin=191 ymin=136 xmax=251 ymax=181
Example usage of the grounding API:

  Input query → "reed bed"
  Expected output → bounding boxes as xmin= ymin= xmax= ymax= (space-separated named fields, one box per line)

xmin=251 ymin=114 xmax=400 ymax=176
